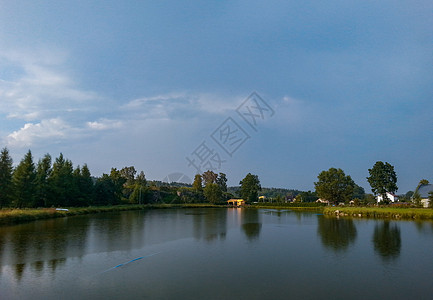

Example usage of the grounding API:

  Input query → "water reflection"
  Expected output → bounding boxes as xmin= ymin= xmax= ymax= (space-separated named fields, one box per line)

xmin=240 ymin=209 xmax=262 ymax=241
xmin=317 ymin=216 xmax=357 ymax=252
xmin=414 ymin=221 xmax=433 ymax=235
xmin=0 ymin=211 xmax=153 ymax=281
xmin=2 ymin=209 xmax=433 ymax=299
xmin=372 ymin=221 xmax=401 ymax=261
xmin=191 ymin=209 xmax=227 ymax=242
xmin=0 ymin=209 xmax=234 ymax=283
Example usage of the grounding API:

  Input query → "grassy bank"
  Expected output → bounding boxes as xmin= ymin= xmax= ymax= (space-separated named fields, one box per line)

xmin=252 ymin=205 xmax=323 ymax=210
xmin=6 ymin=204 xmax=432 ymax=226
xmin=251 ymin=202 xmax=325 ymax=210
xmin=0 ymin=203 xmax=221 ymax=226
xmin=324 ymin=206 xmax=433 ymax=220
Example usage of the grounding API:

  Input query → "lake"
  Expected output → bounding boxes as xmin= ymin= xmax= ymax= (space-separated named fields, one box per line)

xmin=1 ymin=208 xmax=433 ymax=299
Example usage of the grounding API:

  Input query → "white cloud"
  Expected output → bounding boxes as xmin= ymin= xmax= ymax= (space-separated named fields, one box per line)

xmin=6 ymin=118 xmax=72 ymax=147
xmin=87 ymin=119 xmax=123 ymax=130
xmin=123 ymin=91 xmax=243 ymax=119
xmin=0 ymin=48 xmax=99 ymax=122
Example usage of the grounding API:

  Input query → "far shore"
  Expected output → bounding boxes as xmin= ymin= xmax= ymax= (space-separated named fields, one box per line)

xmin=0 ymin=204 xmax=220 ymax=226
xmin=2 ymin=204 xmax=433 ymax=226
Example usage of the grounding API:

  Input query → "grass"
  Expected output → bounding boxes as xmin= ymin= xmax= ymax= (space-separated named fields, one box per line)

xmin=0 ymin=203 xmax=222 ymax=226
xmin=324 ymin=206 xmax=433 ymax=220
xmin=251 ymin=202 xmax=325 ymax=210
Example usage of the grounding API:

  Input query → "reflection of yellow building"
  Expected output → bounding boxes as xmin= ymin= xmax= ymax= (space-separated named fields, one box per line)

xmin=227 ymin=199 xmax=245 ymax=206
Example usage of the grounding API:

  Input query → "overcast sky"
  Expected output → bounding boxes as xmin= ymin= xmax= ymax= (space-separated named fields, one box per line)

xmin=0 ymin=0 xmax=432 ymax=193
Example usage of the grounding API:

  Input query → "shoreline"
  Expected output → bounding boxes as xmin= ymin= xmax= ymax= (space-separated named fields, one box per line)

xmin=0 ymin=204 xmax=221 ymax=226
xmin=3 ymin=204 xmax=433 ymax=226
xmin=323 ymin=206 xmax=433 ymax=220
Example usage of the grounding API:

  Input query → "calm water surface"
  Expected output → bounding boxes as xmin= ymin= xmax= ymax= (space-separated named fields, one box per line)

xmin=1 ymin=208 xmax=433 ymax=299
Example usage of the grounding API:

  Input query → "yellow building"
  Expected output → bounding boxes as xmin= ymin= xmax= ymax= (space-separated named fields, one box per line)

xmin=227 ymin=199 xmax=245 ymax=206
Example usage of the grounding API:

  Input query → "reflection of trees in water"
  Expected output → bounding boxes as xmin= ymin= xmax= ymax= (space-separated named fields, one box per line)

xmin=414 ymin=221 xmax=433 ymax=235
xmin=373 ymin=221 xmax=401 ymax=261
xmin=241 ymin=209 xmax=262 ymax=241
xmin=14 ymin=263 xmax=25 ymax=281
xmin=0 ymin=211 xmax=153 ymax=282
xmin=0 ymin=230 xmax=4 ymax=270
xmin=192 ymin=209 xmax=227 ymax=242
xmin=263 ymin=210 xmax=288 ymax=218
xmin=2 ymin=217 xmax=90 ymax=281
xmin=317 ymin=216 xmax=357 ymax=252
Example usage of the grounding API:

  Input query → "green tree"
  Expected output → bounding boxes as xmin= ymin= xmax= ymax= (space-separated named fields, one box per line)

xmin=35 ymin=154 xmax=52 ymax=207
xmin=202 ymin=170 xmax=218 ymax=186
xmin=94 ymin=169 xmax=126 ymax=206
xmin=0 ymin=147 xmax=13 ymax=208
xmin=239 ymin=173 xmax=261 ymax=203
xmin=72 ymin=164 xmax=94 ymax=206
xmin=120 ymin=166 xmax=137 ymax=184
xmin=367 ymin=161 xmax=398 ymax=204
xmin=216 ymin=173 xmax=228 ymax=192
xmin=109 ymin=168 xmax=127 ymax=204
xmin=47 ymin=153 xmax=75 ymax=207
xmin=79 ymin=164 xmax=94 ymax=205
xmin=203 ymin=182 xmax=222 ymax=203
xmin=12 ymin=150 xmax=36 ymax=208
xmin=352 ymin=184 xmax=365 ymax=200
xmin=129 ymin=171 xmax=147 ymax=204
xmin=364 ymin=194 xmax=376 ymax=204
xmin=192 ymin=174 xmax=203 ymax=192
xmin=94 ymin=174 xmax=115 ymax=205
xmin=296 ymin=190 xmax=318 ymax=202
xmin=120 ymin=166 xmax=137 ymax=200
xmin=314 ymin=168 xmax=355 ymax=204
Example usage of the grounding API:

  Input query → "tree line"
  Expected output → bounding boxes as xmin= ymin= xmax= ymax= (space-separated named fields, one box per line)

xmin=178 ymin=170 xmax=261 ymax=204
xmin=0 ymin=148 xmax=147 ymax=208
xmin=313 ymin=161 xmax=432 ymax=205
xmin=0 ymin=147 xmax=263 ymax=208
xmin=4 ymin=146 xmax=423 ymax=208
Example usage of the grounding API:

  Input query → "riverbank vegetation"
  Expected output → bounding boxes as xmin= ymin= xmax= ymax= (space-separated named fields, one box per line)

xmin=324 ymin=206 xmax=433 ymax=220
xmin=252 ymin=202 xmax=325 ymax=209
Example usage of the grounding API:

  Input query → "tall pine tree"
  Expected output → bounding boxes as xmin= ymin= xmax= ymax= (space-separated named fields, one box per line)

xmin=78 ymin=164 xmax=94 ymax=206
xmin=0 ymin=147 xmax=13 ymax=208
xmin=12 ymin=150 xmax=36 ymax=208
xmin=47 ymin=153 xmax=75 ymax=207
xmin=35 ymin=154 xmax=52 ymax=207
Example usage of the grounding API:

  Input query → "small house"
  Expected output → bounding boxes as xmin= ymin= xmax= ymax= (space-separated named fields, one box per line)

xmin=416 ymin=184 xmax=433 ymax=208
xmin=227 ymin=199 xmax=245 ymax=206
xmin=285 ymin=195 xmax=295 ymax=203
xmin=316 ymin=198 xmax=329 ymax=205
xmin=376 ymin=192 xmax=398 ymax=203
